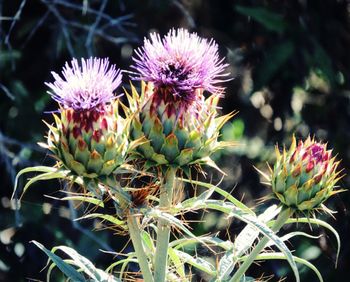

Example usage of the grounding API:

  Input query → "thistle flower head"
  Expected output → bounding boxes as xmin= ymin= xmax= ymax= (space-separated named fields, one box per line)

xmin=44 ymin=58 xmax=128 ymax=183
xmin=127 ymin=82 xmax=234 ymax=169
xmin=46 ymin=57 xmax=122 ymax=111
xmin=271 ymin=136 xmax=343 ymax=212
xmin=132 ymin=28 xmax=229 ymax=108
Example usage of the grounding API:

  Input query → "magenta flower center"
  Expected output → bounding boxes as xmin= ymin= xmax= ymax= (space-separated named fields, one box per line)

xmin=309 ymin=144 xmax=325 ymax=163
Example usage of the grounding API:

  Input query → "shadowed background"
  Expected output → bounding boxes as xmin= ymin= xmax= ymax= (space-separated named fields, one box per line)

xmin=1 ymin=0 xmax=350 ymax=281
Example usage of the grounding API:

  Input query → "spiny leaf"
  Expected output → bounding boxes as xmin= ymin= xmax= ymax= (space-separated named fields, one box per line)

xmin=239 ymin=252 xmax=323 ymax=282
xmin=75 ymin=213 xmax=126 ymax=228
xmin=174 ymin=249 xmax=216 ymax=276
xmin=13 ymin=166 xmax=58 ymax=199
xmin=180 ymin=178 xmax=254 ymax=214
xmin=218 ymin=205 xmax=281 ymax=280
xmin=170 ymin=236 xmax=233 ymax=251
xmin=265 ymin=231 xmax=321 ymax=248
xmin=60 ymin=196 xmax=104 ymax=208
xmin=176 ymin=200 xmax=300 ymax=282
xmin=19 ymin=170 xmax=70 ymax=201
xmin=273 ymin=217 xmax=341 ymax=266
xmin=168 ymin=248 xmax=186 ymax=279
xmin=105 ymin=257 xmax=138 ymax=273
xmin=51 ymin=246 xmax=101 ymax=281
xmin=31 ymin=241 xmax=85 ymax=282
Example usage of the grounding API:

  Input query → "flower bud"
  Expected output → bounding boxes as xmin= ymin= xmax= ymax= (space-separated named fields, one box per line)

xmin=271 ymin=136 xmax=342 ymax=211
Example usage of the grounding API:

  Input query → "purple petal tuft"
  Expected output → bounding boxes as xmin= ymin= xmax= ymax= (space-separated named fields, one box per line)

xmin=131 ymin=28 xmax=230 ymax=104
xmin=46 ymin=57 xmax=122 ymax=111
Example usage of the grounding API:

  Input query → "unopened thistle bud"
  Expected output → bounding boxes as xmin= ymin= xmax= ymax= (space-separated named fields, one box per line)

xmin=45 ymin=58 xmax=128 ymax=178
xmin=129 ymin=28 xmax=234 ymax=169
xmin=271 ymin=136 xmax=343 ymax=211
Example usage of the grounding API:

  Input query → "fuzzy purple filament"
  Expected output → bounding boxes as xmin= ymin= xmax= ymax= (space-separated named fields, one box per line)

xmin=46 ymin=58 xmax=122 ymax=111
xmin=132 ymin=28 xmax=229 ymax=104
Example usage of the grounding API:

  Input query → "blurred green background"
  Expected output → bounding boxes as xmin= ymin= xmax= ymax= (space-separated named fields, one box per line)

xmin=1 ymin=0 xmax=350 ymax=281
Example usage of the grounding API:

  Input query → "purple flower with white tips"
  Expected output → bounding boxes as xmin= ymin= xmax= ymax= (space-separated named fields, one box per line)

xmin=132 ymin=28 xmax=229 ymax=105
xmin=46 ymin=57 xmax=122 ymax=111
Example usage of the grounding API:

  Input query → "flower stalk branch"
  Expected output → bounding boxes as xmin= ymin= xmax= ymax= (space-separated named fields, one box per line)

xmin=154 ymin=167 xmax=177 ymax=282
xmin=127 ymin=213 xmax=154 ymax=282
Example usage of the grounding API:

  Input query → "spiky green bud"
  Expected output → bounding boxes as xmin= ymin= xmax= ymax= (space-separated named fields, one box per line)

xmin=46 ymin=101 xmax=128 ymax=179
xmin=126 ymin=82 xmax=234 ymax=170
xmin=271 ymin=136 xmax=343 ymax=211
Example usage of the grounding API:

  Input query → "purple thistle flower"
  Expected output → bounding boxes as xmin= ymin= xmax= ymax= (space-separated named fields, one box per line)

xmin=132 ymin=28 xmax=229 ymax=105
xmin=46 ymin=57 xmax=122 ymax=111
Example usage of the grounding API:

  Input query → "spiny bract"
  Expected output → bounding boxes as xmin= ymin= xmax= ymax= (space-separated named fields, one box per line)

xmin=125 ymin=82 xmax=234 ymax=170
xmin=46 ymin=103 xmax=128 ymax=178
xmin=271 ymin=136 xmax=342 ymax=211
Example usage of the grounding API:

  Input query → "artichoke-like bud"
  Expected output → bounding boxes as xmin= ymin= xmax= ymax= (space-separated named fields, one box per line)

xmin=271 ymin=136 xmax=343 ymax=211
xmin=127 ymin=82 xmax=233 ymax=169
xmin=129 ymin=28 xmax=234 ymax=169
xmin=45 ymin=58 xmax=128 ymax=179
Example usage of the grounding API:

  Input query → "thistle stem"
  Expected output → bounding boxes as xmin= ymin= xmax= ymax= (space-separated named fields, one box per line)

xmin=127 ymin=214 xmax=154 ymax=282
xmin=154 ymin=167 xmax=177 ymax=282
xmin=230 ymin=207 xmax=293 ymax=282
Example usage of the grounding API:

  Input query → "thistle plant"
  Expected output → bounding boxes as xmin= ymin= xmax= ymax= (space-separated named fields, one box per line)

xmin=127 ymin=28 xmax=236 ymax=282
xmin=13 ymin=29 xmax=345 ymax=282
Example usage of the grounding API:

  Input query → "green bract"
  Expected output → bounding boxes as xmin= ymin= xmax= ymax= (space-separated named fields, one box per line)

xmin=45 ymin=101 xmax=128 ymax=178
xmin=271 ymin=136 xmax=342 ymax=211
xmin=125 ymin=82 xmax=235 ymax=170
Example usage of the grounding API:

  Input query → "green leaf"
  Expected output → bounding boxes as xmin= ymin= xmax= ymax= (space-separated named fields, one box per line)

xmin=180 ymin=178 xmax=254 ymax=214
xmin=170 ymin=236 xmax=233 ymax=251
xmin=274 ymin=217 xmax=341 ymax=266
xmin=176 ymin=200 xmax=300 ymax=282
xmin=141 ymin=230 xmax=155 ymax=254
xmin=234 ymin=205 xmax=281 ymax=255
xmin=20 ymin=170 xmax=70 ymax=200
xmin=46 ymin=245 xmax=121 ymax=282
xmin=31 ymin=241 xmax=85 ymax=282
xmin=13 ymin=166 xmax=58 ymax=199
xmin=75 ymin=213 xmax=126 ymax=228
xmin=240 ymin=252 xmax=323 ymax=282
xmin=265 ymin=231 xmax=321 ymax=248
xmin=146 ymin=209 xmax=200 ymax=242
xmin=179 ymin=187 xmax=215 ymax=209
xmin=51 ymin=246 xmax=101 ymax=281
xmin=105 ymin=257 xmax=138 ymax=273
xmin=174 ymin=249 xmax=216 ymax=276
xmin=218 ymin=205 xmax=281 ymax=280
xmin=168 ymin=248 xmax=186 ymax=279
xmin=60 ymin=196 xmax=105 ymax=208
xmin=235 ymin=5 xmax=287 ymax=33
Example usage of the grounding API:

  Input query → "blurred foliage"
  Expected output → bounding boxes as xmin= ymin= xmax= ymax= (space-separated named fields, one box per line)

xmin=1 ymin=0 xmax=350 ymax=281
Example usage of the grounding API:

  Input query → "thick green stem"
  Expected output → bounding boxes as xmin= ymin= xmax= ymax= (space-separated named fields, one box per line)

xmin=127 ymin=214 xmax=154 ymax=282
xmin=154 ymin=167 xmax=177 ymax=282
xmin=230 ymin=207 xmax=293 ymax=282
